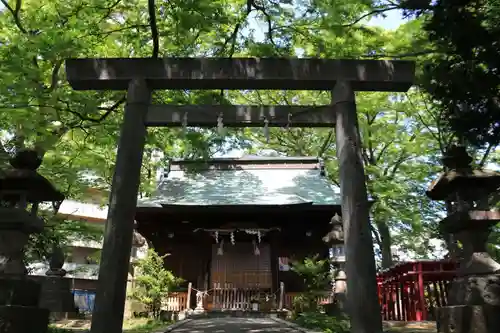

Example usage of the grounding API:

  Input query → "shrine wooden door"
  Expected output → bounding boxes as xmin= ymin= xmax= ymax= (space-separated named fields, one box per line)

xmin=210 ymin=242 xmax=272 ymax=289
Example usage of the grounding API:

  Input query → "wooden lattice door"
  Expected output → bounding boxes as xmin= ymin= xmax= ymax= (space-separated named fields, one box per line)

xmin=211 ymin=242 xmax=271 ymax=289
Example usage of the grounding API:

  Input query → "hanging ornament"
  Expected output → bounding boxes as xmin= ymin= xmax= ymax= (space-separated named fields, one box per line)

xmin=214 ymin=231 xmax=219 ymax=244
xmin=252 ymin=240 xmax=260 ymax=256
xmin=263 ymin=117 xmax=270 ymax=143
xmin=257 ymin=230 xmax=261 ymax=243
xmin=217 ymin=112 xmax=224 ymax=135
xmin=230 ymin=231 xmax=235 ymax=245
xmin=287 ymin=113 xmax=292 ymax=130
xmin=217 ymin=239 xmax=224 ymax=256
xmin=182 ymin=112 xmax=188 ymax=132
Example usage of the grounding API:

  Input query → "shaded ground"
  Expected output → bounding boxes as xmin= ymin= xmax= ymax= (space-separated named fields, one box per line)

xmin=52 ymin=318 xmax=438 ymax=333
xmin=51 ymin=318 xmax=301 ymax=332
xmin=171 ymin=318 xmax=301 ymax=333
xmin=52 ymin=319 xmax=90 ymax=330
xmin=50 ymin=318 xmax=169 ymax=332
xmin=384 ymin=321 xmax=437 ymax=333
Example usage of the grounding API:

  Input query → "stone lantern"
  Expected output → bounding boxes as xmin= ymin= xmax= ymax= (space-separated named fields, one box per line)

xmin=323 ymin=213 xmax=347 ymax=312
xmin=426 ymin=145 xmax=500 ymax=333
xmin=41 ymin=242 xmax=78 ymax=321
xmin=0 ymin=150 xmax=65 ymax=333
xmin=132 ymin=220 xmax=146 ymax=248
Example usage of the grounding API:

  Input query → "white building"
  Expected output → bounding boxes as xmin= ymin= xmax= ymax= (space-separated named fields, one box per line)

xmin=29 ymin=197 xmax=148 ymax=282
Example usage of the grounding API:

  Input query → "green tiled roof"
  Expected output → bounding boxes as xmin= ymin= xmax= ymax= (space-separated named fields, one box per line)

xmin=138 ymin=157 xmax=341 ymax=207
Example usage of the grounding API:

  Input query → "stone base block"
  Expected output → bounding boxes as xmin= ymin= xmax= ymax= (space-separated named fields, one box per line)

xmin=325 ymin=292 xmax=348 ymax=316
xmin=0 ymin=305 xmax=49 ymax=333
xmin=437 ymin=305 xmax=500 ymax=333
xmin=449 ymin=275 xmax=500 ymax=306
xmin=0 ymin=278 xmax=41 ymax=306
xmin=38 ymin=277 xmax=76 ymax=313
xmin=323 ymin=302 xmax=348 ymax=318
xmin=160 ymin=310 xmax=186 ymax=321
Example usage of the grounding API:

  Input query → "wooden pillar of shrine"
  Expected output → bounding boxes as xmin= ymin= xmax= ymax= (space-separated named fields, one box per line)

xmin=332 ymin=82 xmax=382 ymax=333
xmin=268 ymin=230 xmax=280 ymax=293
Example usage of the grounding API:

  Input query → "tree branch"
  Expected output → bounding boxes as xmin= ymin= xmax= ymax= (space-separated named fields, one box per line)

xmin=47 ymin=60 xmax=63 ymax=92
xmin=362 ymin=49 xmax=437 ymax=59
xmin=381 ymin=132 xmax=416 ymax=178
xmin=148 ymin=0 xmax=159 ymax=58
xmin=82 ymin=24 xmax=149 ymax=38
xmin=1 ymin=0 xmax=27 ymax=34
xmin=478 ymin=143 xmax=496 ymax=168
xmin=375 ymin=138 xmax=396 ymax=163
xmin=57 ymin=96 xmax=126 ymax=123
xmin=219 ymin=1 xmax=254 ymax=57
xmin=340 ymin=6 xmax=400 ymax=28
xmin=364 ymin=112 xmax=378 ymax=164
xmin=404 ymin=91 xmax=447 ymax=152
xmin=95 ymin=0 xmax=122 ymax=23
xmin=388 ymin=152 xmax=410 ymax=178
xmin=370 ymin=222 xmax=383 ymax=249
xmin=249 ymin=0 xmax=279 ymax=51
xmin=318 ymin=129 xmax=334 ymax=157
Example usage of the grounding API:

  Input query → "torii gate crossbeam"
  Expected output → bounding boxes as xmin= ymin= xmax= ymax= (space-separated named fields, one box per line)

xmin=65 ymin=57 xmax=415 ymax=333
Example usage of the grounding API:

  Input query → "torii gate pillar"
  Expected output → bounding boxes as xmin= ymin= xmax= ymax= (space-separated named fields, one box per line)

xmin=90 ymin=78 xmax=151 ymax=333
xmin=65 ymin=58 xmax=415 ymax=333
xmin=333 ymin=81 xmax=380 ymax=331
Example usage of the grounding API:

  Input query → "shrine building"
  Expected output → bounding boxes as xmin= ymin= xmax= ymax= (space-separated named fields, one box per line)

xmin=134 ymin=156 xmax=342 ymax=310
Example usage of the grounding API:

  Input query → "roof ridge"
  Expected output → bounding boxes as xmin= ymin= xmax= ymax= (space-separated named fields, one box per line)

xmin=170 ymin=156 xmax=321 ymax=165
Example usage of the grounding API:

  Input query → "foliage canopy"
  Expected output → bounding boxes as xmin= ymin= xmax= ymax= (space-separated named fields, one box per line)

xmin=0 ymin=0 xmax=499 ymax=279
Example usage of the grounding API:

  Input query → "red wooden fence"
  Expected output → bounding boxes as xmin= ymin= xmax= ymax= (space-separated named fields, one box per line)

xmin=377 ymin=260 xmax=457 ymax=321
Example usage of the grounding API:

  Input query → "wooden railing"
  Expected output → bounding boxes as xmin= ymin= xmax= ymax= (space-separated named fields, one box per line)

xmin=162 ymin=282 xmax=335 ymax=313
xmin=377 ymin=260 xmax=457 ymax=321
xmin=206 ymin=283 xmax=275 ymax=311
xmin=161 ymin=292 xmax=188 ymax=312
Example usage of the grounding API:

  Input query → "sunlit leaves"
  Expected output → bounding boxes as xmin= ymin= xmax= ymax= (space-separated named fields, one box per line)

xmin=3 ymin=0 xmax=499 ymax=268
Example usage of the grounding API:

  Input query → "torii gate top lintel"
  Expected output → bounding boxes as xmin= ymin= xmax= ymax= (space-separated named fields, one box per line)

xmin=65 ymin=57 xmax=415 ymax=92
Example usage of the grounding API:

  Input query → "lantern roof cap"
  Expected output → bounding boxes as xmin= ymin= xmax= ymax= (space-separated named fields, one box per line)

xmin=426 ymin=169 xmax=500 ymax=201
xmin=426 ymin=145 xmax=500 ymax=201
xmin=0 ymin=150 xmax=65 ymax=203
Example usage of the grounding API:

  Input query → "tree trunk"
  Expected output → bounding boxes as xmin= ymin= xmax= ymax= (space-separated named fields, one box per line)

xmin=376 ymin=221 xmax=393 ymax=269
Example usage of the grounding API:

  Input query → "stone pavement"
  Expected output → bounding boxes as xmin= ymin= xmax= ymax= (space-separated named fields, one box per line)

xmin=169 ymin=318 xmax=303 ymax=333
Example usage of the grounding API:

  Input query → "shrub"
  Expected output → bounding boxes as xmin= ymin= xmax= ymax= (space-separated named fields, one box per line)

xmin=47 ymin=328 xmax=75 ymax=333
xmin=294 ymin=312 xmax=349 ymax=333
xmin=129 ymin=249 xmax=183 ymax=319
xmin=290 ymin=254 xmax=332 ymax=314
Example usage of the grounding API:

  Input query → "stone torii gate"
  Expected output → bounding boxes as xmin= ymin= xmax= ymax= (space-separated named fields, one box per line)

xmin=65 ymin=58 xmax=414 ymax=333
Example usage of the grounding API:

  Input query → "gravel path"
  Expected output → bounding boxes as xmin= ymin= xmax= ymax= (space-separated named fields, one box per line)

xmin=169 ymin=318 xmax=302 ymax=333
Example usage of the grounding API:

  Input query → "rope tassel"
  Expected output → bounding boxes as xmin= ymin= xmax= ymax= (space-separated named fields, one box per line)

xmin=263 ymin=117 xmax=270 ymax=143
xmin=217 ymin=112 xmax=224 ymax=135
